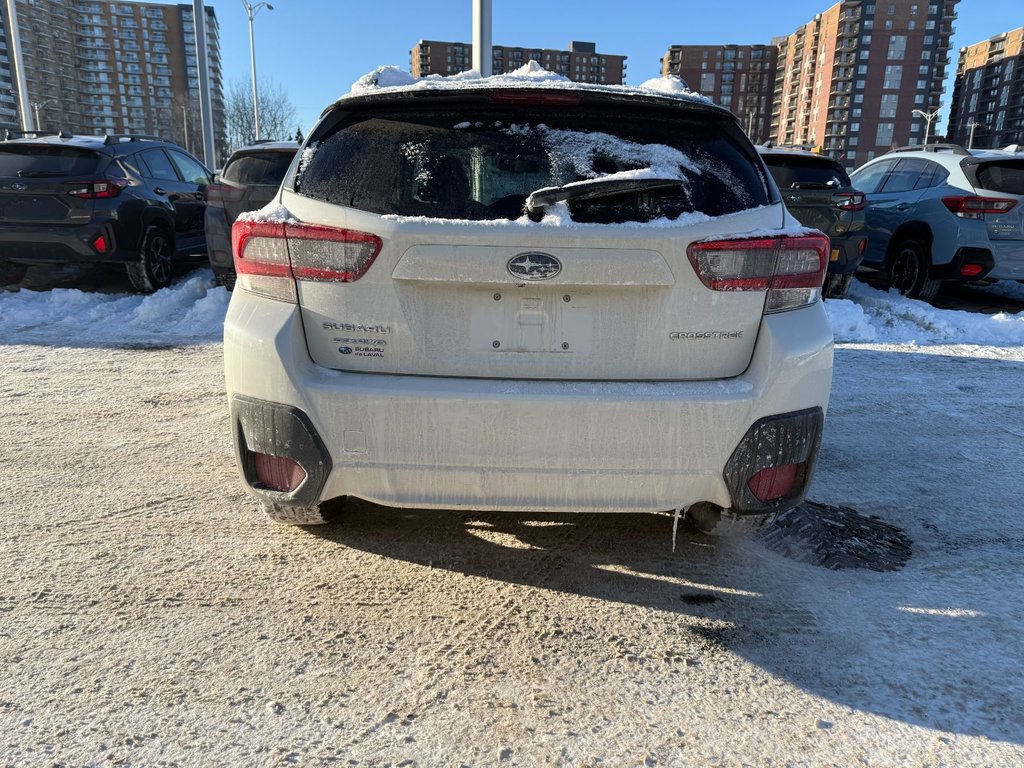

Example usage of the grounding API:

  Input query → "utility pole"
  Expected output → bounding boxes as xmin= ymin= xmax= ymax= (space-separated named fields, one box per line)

xmin=967 ymin=120 xmax=987 ymax=149
xmin=5 ymin=0 xmax=34 ymax=131
xmin=193 ymin=0 xmax=216 ymax=167
xmin=472 ymin=0 xmax=492 ymax=77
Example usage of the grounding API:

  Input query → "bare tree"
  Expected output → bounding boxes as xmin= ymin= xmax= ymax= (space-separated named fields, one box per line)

xmin=225 ymin=77 xmax=297 ymax=151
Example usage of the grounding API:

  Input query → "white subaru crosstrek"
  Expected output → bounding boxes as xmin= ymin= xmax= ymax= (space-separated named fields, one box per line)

xmin=224 ymin=67 xmax=834 ymax=534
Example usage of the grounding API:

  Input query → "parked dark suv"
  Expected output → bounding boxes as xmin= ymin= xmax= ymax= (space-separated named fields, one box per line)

xmin=758 ymin=145 xmax=867 ymax=298
xmin=0 ymin=131 xmax=213 ymax=292
xmin=204 ymin=140 xmax=299 ymax=289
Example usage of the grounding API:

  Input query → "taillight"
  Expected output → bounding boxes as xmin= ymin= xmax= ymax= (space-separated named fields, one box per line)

xmin=687 ymin=234 xmax=829 ymax=313
xmin=941 ymin=196 xmax=1018 ymax=220
xmin=66 ymin=178 xmax=129 ymax=199
xmin=231 ymin=219 xmax=383 ymax=303
xmin=833 ymin=191 xmax=865 ymax=211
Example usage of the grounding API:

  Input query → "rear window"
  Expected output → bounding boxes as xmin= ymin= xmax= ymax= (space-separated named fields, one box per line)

xmin=762 ymin=155 xmax=851 ymax=190
xmin=974 ymin=160 xmax=1024 ymax=195
xmin=0 ymin=145 xmax=102 ymax=177
xmin=222 ymin=151 xmax=295 ymax=185
xmin=297 ymin=106 xmax=768 ymax=223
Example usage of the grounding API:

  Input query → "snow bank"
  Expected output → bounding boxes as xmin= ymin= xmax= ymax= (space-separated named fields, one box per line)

xmin=346 ymin=64 xmax=712 ymax=105
xmin=0 ymin=270 xmax=229 ymax=347
xmin=827 ymin=279 xmax=1024 ymax=346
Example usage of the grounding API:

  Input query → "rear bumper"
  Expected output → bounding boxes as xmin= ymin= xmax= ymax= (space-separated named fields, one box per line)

xmin=0 ymin=221 xmax=133 ymax=264
xmin=204 ymin=207 xmax=234 ymax=275
xmin=827 ymin=233 xmax=867 ymax=276
xmin=225 ymin=298 xmax=834 ymax=514
xmin=987 ymin=240 xmax=1024 ymax=280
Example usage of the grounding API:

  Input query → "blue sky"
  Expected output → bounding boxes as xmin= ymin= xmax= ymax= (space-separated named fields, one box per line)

xmin=213 ymin=0 xmax=1023 ymax=135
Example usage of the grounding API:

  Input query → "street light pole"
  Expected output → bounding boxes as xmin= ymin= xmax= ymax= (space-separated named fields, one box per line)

xmin=912 ymin=104 xmax=942 ymax=147
xmin=242 ymin=1 xmax=274 ymax=141
xmin=967 ymin=120 xmax=987 ymax=149
xmin=31 ymin=99 xmax=57 ymax=131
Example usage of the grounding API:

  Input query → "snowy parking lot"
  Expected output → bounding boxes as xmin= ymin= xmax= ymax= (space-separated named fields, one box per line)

xmin=1 ymin=270 xmax=1023 ymax=765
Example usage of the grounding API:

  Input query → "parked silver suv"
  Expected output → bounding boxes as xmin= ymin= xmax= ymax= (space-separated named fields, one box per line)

xmin=850 ymin=144 xmax=1024 ymax=301
xmin=223 ymin=72 xmax=834 ymax=535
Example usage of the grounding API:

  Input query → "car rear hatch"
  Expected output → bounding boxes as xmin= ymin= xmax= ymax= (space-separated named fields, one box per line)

xmin=209 ymin=149 xmax=296 ymax=225
xmin=0 ymin=143 xmax=106 ymax=225
xmin=761 ymin=153 xmax=863 ymax=234
xmin=237 ymin=90 xmax=824 ymax=381
xmin=963 ymin=156 xmax=1024 ymax=241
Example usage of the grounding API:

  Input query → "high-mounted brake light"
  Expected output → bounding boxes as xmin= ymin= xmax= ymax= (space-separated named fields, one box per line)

xmin=833 ymin=191 xmax=866 ymax=211
xmin=687 ymin=234 xmax=829 ymax=313
xmin=231 ymin=219 xmax=383 ymax=302
xmin=66 ymin=178 xmax=129 ymax=199
xmin=941 ymin=195 xmax=1018 ymax=220
xmin=489 ymin=92 xmax=582 ymax=106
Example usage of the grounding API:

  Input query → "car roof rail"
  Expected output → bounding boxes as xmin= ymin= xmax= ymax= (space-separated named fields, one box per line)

xmin=1002 ymin=144 xmax=1022 ymax=153
xmin=102 ymin=133 xmax=175 ymax=146
xmin=3 ymin=129 xmax=74 ymax=140
xmin=889 ymin=143 xmax=970 ymax=156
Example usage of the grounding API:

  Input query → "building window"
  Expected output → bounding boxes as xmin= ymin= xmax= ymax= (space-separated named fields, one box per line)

xmin=880 ymin=94 xmax=899 ymax=118
xmin=883 ymin=65 xmax=903 ymax=89
xmin=876 ymin=122 xmax=894 ymax=145
xmin=888 ymin=35 xmax=907 ymax=59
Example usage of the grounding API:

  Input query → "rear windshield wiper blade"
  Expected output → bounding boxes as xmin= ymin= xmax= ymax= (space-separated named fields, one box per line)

xmin=17 ymin=170 xmax=67 ymax=178
xmin=525 ymin=177 xmax=683 ymax=220
xmin=789 ymin=180 xmax=840 ymax=190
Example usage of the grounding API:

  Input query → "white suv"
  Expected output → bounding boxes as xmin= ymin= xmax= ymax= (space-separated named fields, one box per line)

xmin=224 ymin=70 xmax=834 ymax=534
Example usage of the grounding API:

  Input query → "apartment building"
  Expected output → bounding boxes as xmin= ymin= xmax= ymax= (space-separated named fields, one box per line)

xmin=661 ymin=44 xmax=778 ymax=142
xmin=948 ymin=27 xmax=1024 ymax=148
xmin=0 ymin=0 xmax=225 ymax=159
xmin=771 ymin=0 xmax=959 ymax=166
xmin=410 ymin=40 xmax=627 ymax=85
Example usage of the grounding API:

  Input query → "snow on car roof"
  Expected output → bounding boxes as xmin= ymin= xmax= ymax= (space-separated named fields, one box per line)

xmin=336 ymin=61 xmax=717 ymax=110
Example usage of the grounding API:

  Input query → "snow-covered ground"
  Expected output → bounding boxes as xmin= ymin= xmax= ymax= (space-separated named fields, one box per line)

xmin=1 ymin=274 xmax=1023 ymax=764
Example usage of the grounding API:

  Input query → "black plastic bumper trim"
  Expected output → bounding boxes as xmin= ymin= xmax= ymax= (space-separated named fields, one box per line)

xmin=231 ymin=395 xmax=332 ymax=507
xmin=723 ymin=407 xmax=824 ymax=515
xmin=931 ymin=247 xmax=994 ymax=281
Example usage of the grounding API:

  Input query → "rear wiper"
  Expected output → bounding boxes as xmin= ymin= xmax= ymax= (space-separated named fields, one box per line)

xmin=525 ymin=177 xmax=683 ymax=221
xmin=789 ymin=181 xmax=839 ymax=190
xmin=17 ymin=170 xmax=66 ymax=178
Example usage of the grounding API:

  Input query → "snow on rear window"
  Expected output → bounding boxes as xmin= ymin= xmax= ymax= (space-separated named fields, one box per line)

xmin=297 ymin=108 xmax=767 ymax=223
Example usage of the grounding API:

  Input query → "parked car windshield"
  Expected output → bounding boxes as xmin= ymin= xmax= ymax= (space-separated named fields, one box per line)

xmin=974 ymin=159 xmax=1024 ymax=195
xmin=297 ymin=106 xmax=768 ymax=223
xmin=222 ymin=151 xmax=295 ymax=185
xmin=0 ymin=145 xmax=102 ymax=177
xmin=762 ymin=155 xmax=851 ymax=189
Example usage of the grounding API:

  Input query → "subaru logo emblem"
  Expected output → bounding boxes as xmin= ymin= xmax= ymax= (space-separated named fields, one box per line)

xmin=10 ymin=182 xmax=27 ymax=191
xmin=787 ymin=194 xmax=802 ymax=203
xmin=339 ymin=346 xmax=353 ymax=355
xmin=507 ymin=253 xmax=561 ymax=281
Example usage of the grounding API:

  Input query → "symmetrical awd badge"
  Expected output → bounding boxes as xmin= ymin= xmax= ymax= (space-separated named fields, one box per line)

xmin=507 ymin=252 xmax=561 ymax=281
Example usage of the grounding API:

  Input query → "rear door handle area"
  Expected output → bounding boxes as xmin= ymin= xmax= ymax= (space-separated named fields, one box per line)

xmin=895 ymin=203 xmax=911 ymax=212
xmin=153 ymin=187 xmax=166 ymax=196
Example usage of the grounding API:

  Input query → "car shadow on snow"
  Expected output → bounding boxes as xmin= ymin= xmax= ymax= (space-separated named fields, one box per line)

xmin=306 ymin=498 xmax=1023 ymax=745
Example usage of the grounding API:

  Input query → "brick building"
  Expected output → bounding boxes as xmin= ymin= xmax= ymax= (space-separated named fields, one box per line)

xmin=0 ymin=0 xmax=225 ymax=158
xmin=948 ymin=27 xmax=1024 ymax=148
xmin=410 ymin=40 xmax=627 ymax=85
xmin=661 ymin=44 xmax=778 ymax=142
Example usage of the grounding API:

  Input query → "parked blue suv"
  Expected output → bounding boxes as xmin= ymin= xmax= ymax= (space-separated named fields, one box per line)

xmin=849 ymin=144 xmax=1024 ymax=301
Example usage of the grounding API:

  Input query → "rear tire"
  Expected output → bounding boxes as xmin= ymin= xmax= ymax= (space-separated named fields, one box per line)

xmin=215 ymin=269 xmax=236 ymax=291
xmin=127 ymin=225 xmax=174 ymax=293
xmin=259 ymin=499 xmax=328 ymax=526
xmin=688 ymin=502 xmax=777 ymax=537
xmin=887 ymin=238 xmax=941 ymax=302
xmin=0 ymin=260 xmax=27 ymax=288
xmin=823 ymin=274 xmax=852 ymax=299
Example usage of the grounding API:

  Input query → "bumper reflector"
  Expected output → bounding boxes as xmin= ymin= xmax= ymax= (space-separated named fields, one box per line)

xmin=960 ymin=263 xmax=985 ymax=278
xmin=747 ymin=463 xmax=800 ymax=502
xmin=254 ymin=452 xmax=307 ymax=492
